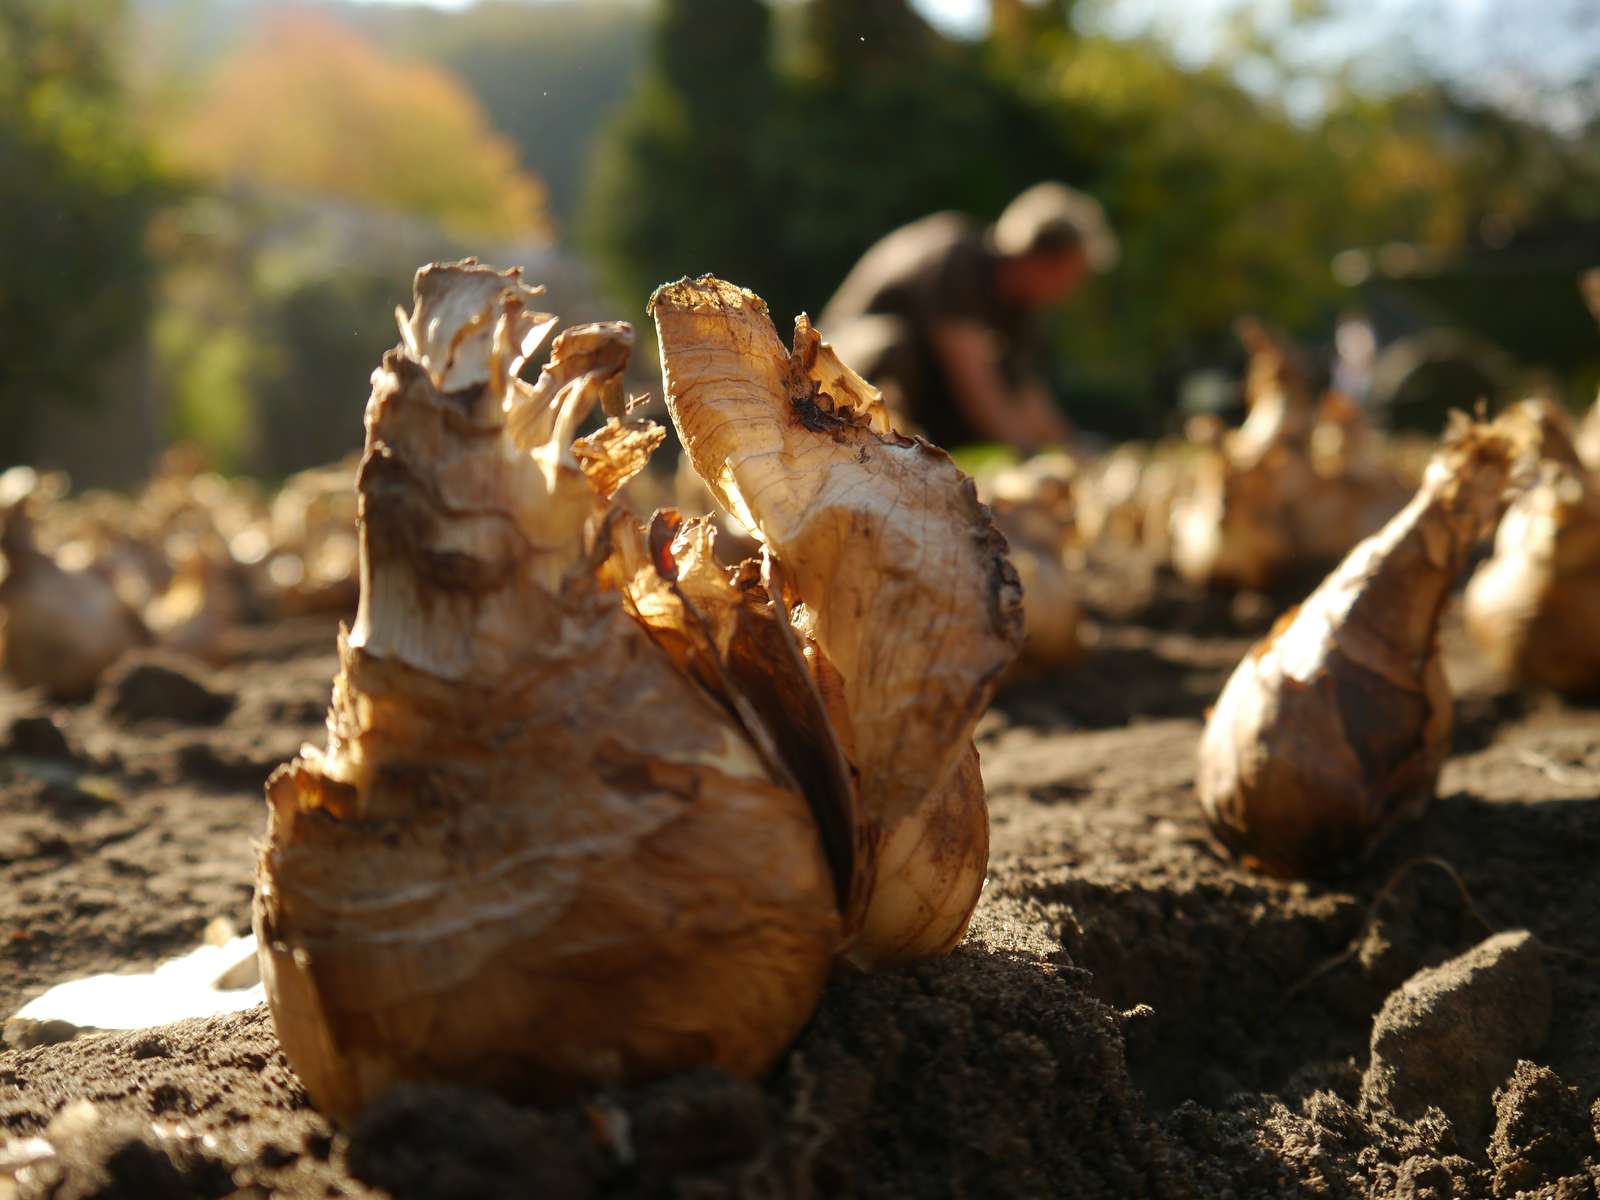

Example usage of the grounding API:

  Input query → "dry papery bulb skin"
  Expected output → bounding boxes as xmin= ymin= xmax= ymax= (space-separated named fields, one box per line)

xmin=1197 ymin=412 xmax=1528 ymax=877
xmin=255 ymin=263 xmax=840 ymax=1124
xmin=1464 ymin=399 xmax=1600 ymax=695
xmin=649 ymin=275 xmax=1023 ymax=967
xmin=256 ymin=264 xmax=1021 ymax=1124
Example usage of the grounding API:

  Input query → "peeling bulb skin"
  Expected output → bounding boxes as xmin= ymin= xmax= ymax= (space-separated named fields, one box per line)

xmin=649 ymin=277 xmax=1024 ymax=834
xmin=1198 ymin=415 xmax=1526 ymax=877
xmin=259 ymin=265 xmax=1020 ymax=1123
xmin=650 ymin=275 xmax=1022 ymax=962
xmin=255 ymin=262 xmax=839 ymax=1123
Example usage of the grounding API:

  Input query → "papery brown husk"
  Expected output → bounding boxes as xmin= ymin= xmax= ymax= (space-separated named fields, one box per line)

xmin=254 ymin=264 xmax=840 ymax=1123
xmin=850 ymin=740 xmax=989 ymax=962
xmin=1197 ymin=414 xmax=1525 ymax=876
xmin=650 ymin=276 xmax=1023 ymax=964
xmin=1464 ymin=400 xmax=1600 ymax=695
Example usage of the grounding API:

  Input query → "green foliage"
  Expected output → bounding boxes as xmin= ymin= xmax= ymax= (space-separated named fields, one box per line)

xmin=1036 ymin=34 xmax=1358 ymax=406
xmin=803 ymin=0 xmax=935 ymax=72
xmin=149 ymin=190 xmax=454 ymax=476
xmin=152 ymin=308 xmax=256 ymax=470
xmin=582 ymin=0 xmax=783 ymax=317
xmin=0 ymin=0 xmax=165 ymax=456
xmin=761 ymin=55 xmax=1079 ymax=324
xmin=660 ymin=0 xmax=772 ymax=97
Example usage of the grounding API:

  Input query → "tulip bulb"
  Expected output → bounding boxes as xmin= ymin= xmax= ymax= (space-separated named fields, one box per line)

xmin=0 ymin=498 xmax=149 ymax=698
xmin=255 ymin=265 xmax=839 ymax=1122
xmin=255 ymin=265 xmax=1021 ymax=1122
xmin=1077 ymin=446 xmax=1147 ymax=546
xmin=263 ymin=459 xmax=361 ymax=615
xmin=650 ymin=277 xmax=1023 ymax=967
xmin=144 ymin=536 xmax=242 ymax=665
xmin=1296 ymin=392 xmax=1413 ymax=563
xmin=1229 ymin=316 xmax=1315 ymax=469
xmin=1169 ymin=323 xmax=1417 ymax=589
xmin=1577 ymin=396 xmax=1600 ymax=475
xmin=976 ymin=455 xmax=1081 ymax=667
xmin=1169 ymin=447 xmax=1296 ymax=590
xmin=1464 ymin=400 xmax=1600 ymax=695
xmin=1198 ymin=413 xmax=1527 ymax=876
xmin=1170 ymin=324 xmax=1315 ymax=589
xmin=1004 ymin=539 xmax=1081 ymax=667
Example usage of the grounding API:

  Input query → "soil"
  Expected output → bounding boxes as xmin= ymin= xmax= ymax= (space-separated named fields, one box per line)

xmin=3 ymin=548 xmax=1599 ymax=1199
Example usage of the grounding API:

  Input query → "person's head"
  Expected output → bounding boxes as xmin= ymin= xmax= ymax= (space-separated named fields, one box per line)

xmin=990 ymin=182 xmax=1118 ymax=308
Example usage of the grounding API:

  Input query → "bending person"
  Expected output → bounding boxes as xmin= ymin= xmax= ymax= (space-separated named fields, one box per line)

xmin=819 ymin=181 xmax=1117 ymax=453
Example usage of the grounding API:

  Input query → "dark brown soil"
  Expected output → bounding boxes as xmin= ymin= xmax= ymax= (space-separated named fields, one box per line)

xmin=3 ymin=552 xmax=1599 ymax=1199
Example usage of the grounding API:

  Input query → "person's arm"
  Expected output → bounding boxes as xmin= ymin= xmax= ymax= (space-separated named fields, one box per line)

xmin=1015 ymin=379 xmax=1076 ymax=447
xmin=929 ymin=321 xmax=1072 ymax=451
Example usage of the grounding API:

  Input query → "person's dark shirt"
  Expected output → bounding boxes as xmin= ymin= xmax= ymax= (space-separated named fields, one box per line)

xmin=818 ymin=212 xmax=1039 ymax=448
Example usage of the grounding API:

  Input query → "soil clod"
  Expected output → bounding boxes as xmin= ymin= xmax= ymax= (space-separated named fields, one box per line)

xmin=101 ymin=654 xmax=234 ymax=726
xmin=1361 ymin=929 xmax=1551 ymax=1142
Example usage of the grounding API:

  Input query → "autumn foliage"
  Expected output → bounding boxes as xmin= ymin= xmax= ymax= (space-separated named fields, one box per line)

xmin=168 ymin=10 xmax=548 ymax=240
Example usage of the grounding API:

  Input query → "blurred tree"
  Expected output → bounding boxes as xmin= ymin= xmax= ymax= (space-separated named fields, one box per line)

xmin=989 ymin=0 xmax=1078 ymax=51
xmin=1321 ymin=83 xmax=1600 ymax=395
xmin=660 ymin=0 xmax=773 ymax=96
xmin=1028 ymin=35 xmax=1359 ymax=415
xmin=582 ymin=0 xmax=783 ymax=316
xmin=762 ymin=3 xmax=1080 ymax=323
xmin=166 ymin=9 xmax=549 ymax=240
xmin=340 ymin=0 xmax=648 ymax=226
xmin=148 ymin=186 xmax=514 ymax=477
xmin=805 ymin=0 xmax=934 ymax=71
xmin=0 ymin=0 xmax=165 ymax=457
